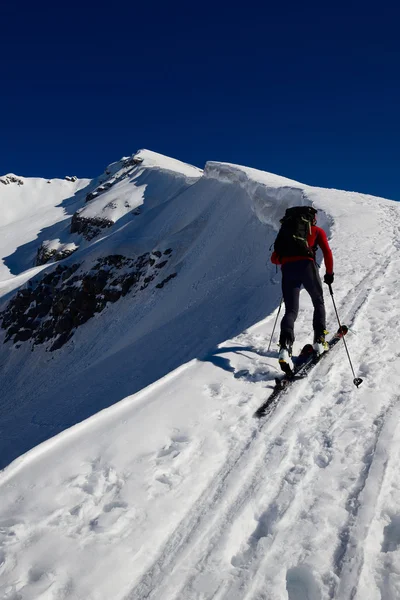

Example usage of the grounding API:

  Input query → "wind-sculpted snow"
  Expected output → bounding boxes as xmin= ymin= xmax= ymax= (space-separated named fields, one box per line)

xmin=204 ymin=161 xmax=329 ymax=234
xmin=1 ymin=151 xmax=400 ymax=599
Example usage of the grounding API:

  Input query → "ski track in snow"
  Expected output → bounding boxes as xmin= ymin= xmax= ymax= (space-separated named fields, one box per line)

xmin=123 ymin=204 xmax=400 ymax=600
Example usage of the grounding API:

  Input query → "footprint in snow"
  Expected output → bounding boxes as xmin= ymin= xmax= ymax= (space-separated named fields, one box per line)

xmin=149 ymin=431 xmax=191 ymax=497
xmin=68 ymin=459 xmax=124 ymax=499
xmin=14 ymin=564 xmax=56 ymax=597
xmin=150 ymin=467 xmax=185 ymax=497
xmin=203 ymin=383 xmax=225 ymax=399
xmin=286 ymin=565 xmax=321 ymax=600
xmin=0 ymin=519 xmax=27 ymax=548
xmin=204 ymin=382 xmax=254 ymax=413
xmin=314 ymin=432 xmax=334 ymax=469
xmin=156 ymin=432 xmax=190 ymax=461
xmin=55 ymin=460 xmax=131 ymax=538
xmin=155 ymin=474 xmax=173 ymax=488
xmin=231 ymin=503 xmax=280 ymax=569
xmin=234 ymin=368 xmax=274 ymax=382
xmin=381 ymin=514 xmax=400 ymax=553
xmin=234 ymin=369 xmax=250 ymax=379
xmin=103 ymin=501 xmax=128 ymax=513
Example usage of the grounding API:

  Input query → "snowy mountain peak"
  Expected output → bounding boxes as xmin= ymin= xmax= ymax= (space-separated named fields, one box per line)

xmin=132 ymin=149 xmax=203 ymax=178
xmin=0 ymin=173 xmax=25 ymax=186
xmin=100 ymin=149 xmax=203 ymax=185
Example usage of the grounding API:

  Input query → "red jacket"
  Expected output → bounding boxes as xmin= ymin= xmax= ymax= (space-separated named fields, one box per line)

xmin=271 ymin=225 xmax=334 ymax=274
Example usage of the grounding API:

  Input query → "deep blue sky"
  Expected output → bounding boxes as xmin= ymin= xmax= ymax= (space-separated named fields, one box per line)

xmin=2 ymin=1 xmax=400 ymax=200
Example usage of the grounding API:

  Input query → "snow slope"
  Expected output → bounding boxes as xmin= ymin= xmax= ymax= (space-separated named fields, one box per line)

xmin=0 ymin=174 xmax=90 ymax=283
xmin=1 ymin=152 xmax=400 ymax=599
xmin=74 ymin=150 xmax=202 ymax=230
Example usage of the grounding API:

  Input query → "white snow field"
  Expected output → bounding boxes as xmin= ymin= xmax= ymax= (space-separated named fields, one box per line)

xmin=1 ymin=150 xmax=400 ymax=599
xmin=0 ymin=175 xmax=90 ymax=288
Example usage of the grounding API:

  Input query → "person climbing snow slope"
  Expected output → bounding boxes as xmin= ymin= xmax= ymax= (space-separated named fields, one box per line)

xmin=271 ymin=206 xmax=334 ymax=374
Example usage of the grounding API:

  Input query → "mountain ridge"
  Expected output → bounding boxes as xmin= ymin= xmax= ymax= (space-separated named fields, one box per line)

xmin=1 ymin=149 xmax=400 ymax=599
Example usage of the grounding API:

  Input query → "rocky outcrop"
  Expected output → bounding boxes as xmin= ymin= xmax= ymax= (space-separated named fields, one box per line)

xmin=36 ymin=241 xmax=78 ymax=266
xmin=65 ymin=176 xmax=78 ymax=182
xmin=85 ymin=180 xmax=115 ymax=203
xmin=1 ymin=249 xmax=176 ymax=352
xmin=85 ymin=191 xmax=98 ymax=202
xmin=0 ymin=175 xmax=24 ymax=185
xmin=70 ymin=213 xmax=114 ymax=240
xmin=84 ymin=153 xmax=144 ymax=203
xmin=122 ymin=154 xmax=143 ymax=168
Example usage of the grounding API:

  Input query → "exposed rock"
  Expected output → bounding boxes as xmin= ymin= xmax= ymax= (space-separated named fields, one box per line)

xmin=1 ymin=249 xmax=175 ymax=352
xmin=14 ymin=329 xmax=34 ymax=342
xmin=0 ymin=174 xmax=24 ymax=185
xmin=156 ymin=273 xmax=177 ymax=289
xmin=155 ymin=260 xmax=168 ymax=269
xmin=85 ymin=174 xmax=121 ymax=203
xmin=85 ymin=191 xmax=98 ymax=202
xmin=36 ymin=241 xmax=78 ymax=266
xmin=104 ymin=201 xmax=117 ymax=210
xmin=122 ymin=154 xmax=143 ymax=168
xmin=71 ymin=212 xmax=114 ymax=240
xmin=98 ymin=181 xmax=114 ymax=191
xmin=50 ymin=332 xmax=73 ymax=352
xmin=65 ymin=176 xmax=78 ymax=182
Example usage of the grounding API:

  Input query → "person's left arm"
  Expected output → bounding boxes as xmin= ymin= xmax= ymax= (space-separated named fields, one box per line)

xmin=316 ymin=228 xmax=334 ymax=278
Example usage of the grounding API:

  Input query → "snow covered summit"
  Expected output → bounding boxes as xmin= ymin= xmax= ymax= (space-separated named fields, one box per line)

xmin=1 ymin=150 xmax=400 ymax=599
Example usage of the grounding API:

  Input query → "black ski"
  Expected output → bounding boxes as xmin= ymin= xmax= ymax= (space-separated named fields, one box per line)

xmin=254 ymin=326 xmax=348 ymax=419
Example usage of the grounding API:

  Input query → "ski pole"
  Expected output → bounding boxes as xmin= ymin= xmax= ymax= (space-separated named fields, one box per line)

xmin=328 ymin=284 xmax=363 ymax=387
xmin=267 ymin=297 xmax=283 ymax=352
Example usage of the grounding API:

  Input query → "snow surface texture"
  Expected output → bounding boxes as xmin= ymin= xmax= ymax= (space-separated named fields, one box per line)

xmin=1 ymin=150 xmax=400 ymax=599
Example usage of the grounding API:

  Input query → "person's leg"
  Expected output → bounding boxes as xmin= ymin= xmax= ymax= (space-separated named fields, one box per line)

xmin=302 ymin=261 xmax=326 ymax=340
xmin=279 ymin=262 xmax=302 ymax=348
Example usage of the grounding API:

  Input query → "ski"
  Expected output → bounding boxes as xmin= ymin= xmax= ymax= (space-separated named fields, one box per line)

xmin=254 ymin=326 xmax=348 ymax=419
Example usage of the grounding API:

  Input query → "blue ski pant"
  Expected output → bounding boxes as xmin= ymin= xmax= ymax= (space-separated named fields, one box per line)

xmin=279 ymin=259 xmax=326 ymax=345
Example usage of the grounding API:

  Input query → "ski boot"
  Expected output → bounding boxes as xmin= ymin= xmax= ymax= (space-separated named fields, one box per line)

xmin=278 ymin=342 xmax=294 ymax=376
xmin=313 ymin=330 xmax=329 ymax=357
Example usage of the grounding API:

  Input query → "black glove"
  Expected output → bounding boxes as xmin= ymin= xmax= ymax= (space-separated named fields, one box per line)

xmin=324 ymin=273 xmax=334 ymax=285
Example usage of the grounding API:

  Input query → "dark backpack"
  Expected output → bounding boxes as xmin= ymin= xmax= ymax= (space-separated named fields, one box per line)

xmin=274 ymin=206 xmax=317 ymax=260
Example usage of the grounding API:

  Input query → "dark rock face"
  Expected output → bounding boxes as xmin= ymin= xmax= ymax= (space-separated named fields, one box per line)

xmin=1 ymin=250 xmax=177 ymax=352
xmin=85 ymin=191 xmax=98 ymax=202
xmin=36 ymin=243 xmax=78 ymax=266
xmin=123 ymin=155 xmax=143 ymax=167
xmin=85 ymin=181 xmax=115 ymax=203
xmin=156 ymin=273 xmax=177 ymax=289
xmin=0 ymin=175 xmax=24 ymax=185
xmin=70 ymin=213 xmax=114 ymax=240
